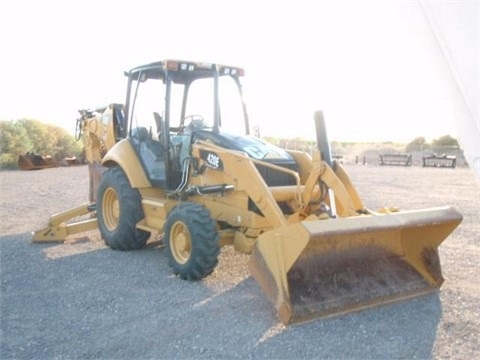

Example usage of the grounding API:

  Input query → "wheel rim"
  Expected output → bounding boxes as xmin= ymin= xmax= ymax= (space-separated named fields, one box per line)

xmin=170 ymin=221 xmax=191 ymax=265
xmin=102 ymin=187 xmax=120 ymax=231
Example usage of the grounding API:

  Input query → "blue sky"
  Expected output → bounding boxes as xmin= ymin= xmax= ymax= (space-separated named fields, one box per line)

xmin=0 ymin=0 xmax=476 ymax=143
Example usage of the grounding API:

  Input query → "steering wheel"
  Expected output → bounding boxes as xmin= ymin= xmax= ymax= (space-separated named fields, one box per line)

xmin=178 ymin=114 xmax=205 ymax=134
xmin=185 ymin=114 xmax=204 ymax=127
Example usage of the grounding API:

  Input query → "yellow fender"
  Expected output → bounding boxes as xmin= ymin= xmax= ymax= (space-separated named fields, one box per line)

xmin=102 ymin=139 xmax=151 ymax=188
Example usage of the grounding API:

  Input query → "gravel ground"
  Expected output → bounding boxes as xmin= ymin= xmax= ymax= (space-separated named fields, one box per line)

xmin=1 ymin=164 xmax=479 ymax=359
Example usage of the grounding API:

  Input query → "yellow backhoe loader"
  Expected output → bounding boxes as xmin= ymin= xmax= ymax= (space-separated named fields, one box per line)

xmin=33 ymin=60 xmax=462 ymax=325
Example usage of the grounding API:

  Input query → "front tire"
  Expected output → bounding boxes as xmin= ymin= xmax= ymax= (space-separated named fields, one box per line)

xmin=97 ymin=166 xmax=150 ymax=250
xmin=164 ymin=202 xmax=220 ymax=280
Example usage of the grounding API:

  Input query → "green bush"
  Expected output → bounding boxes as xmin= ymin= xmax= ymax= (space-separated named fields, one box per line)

xmin=0 ymin=119 xmax=83 ymax=169
xmin=432 ymin=135 xmax=459 ymax=147
xmin=406 ymin=135 xmax=459 ymax=153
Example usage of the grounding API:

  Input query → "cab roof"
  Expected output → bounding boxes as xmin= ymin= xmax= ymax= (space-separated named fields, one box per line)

xmin=125 ymin=59 xmax=244 ymax=84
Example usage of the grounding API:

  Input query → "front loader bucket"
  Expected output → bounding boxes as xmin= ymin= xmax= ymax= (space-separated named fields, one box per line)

xmin=248 ymin=206 xmax=462 ymax=325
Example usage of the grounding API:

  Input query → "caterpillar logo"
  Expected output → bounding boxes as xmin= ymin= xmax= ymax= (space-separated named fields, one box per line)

xmin=200 ymin=150 xmax=223 ymax=170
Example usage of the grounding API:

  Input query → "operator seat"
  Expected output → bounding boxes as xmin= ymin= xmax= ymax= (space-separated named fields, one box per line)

xmin=153 ymin=111 xmax=163 ymax=137
xmin=112 ymin=104 xmax=126 ymax=140
xmin=131 ymin=126 xmax=149 ymax=142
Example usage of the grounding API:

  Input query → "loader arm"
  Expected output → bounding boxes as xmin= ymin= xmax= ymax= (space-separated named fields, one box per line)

xmin=303 ymin=151 xmax=364 ymax=217
xmin=190 ymin=141 xmax=288 ymax=229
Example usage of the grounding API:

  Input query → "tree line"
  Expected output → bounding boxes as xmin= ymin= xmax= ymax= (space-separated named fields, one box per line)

xmin=405 ymin=135 xmax=459 ymax=152
xmin=263 ymin=135 xmax=459 ymax=154
xmin=0 ymin=119 xmax=83 ymax=169
xmin=0 ymin=118 xmax=459 ymax=170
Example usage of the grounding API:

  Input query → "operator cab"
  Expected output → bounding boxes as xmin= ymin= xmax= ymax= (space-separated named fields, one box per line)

xmin=124 ymin=60 xmax=297 ymax=191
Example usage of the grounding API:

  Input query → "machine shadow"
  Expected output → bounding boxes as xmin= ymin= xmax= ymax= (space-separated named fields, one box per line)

xmin=252 ymin=291 xmax=443 ymax=359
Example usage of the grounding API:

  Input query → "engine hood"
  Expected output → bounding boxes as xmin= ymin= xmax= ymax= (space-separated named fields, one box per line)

xmin=193 ymin=129 xmax=294 ymax=162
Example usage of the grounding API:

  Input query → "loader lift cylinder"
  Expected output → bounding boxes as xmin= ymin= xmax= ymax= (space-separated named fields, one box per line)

xmin=314 ymin=110 xmax=333 ymax=168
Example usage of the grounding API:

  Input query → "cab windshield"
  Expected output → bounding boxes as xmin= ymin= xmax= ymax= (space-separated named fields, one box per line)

xmin=127 ymin=71 xmax=247 ymax=138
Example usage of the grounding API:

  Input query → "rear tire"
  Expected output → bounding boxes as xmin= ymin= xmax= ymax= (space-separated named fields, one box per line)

xmin=97 ymin=166 xmax=150 ymax=250
xmin=164 ymin=202 xmax=220 ymax=280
